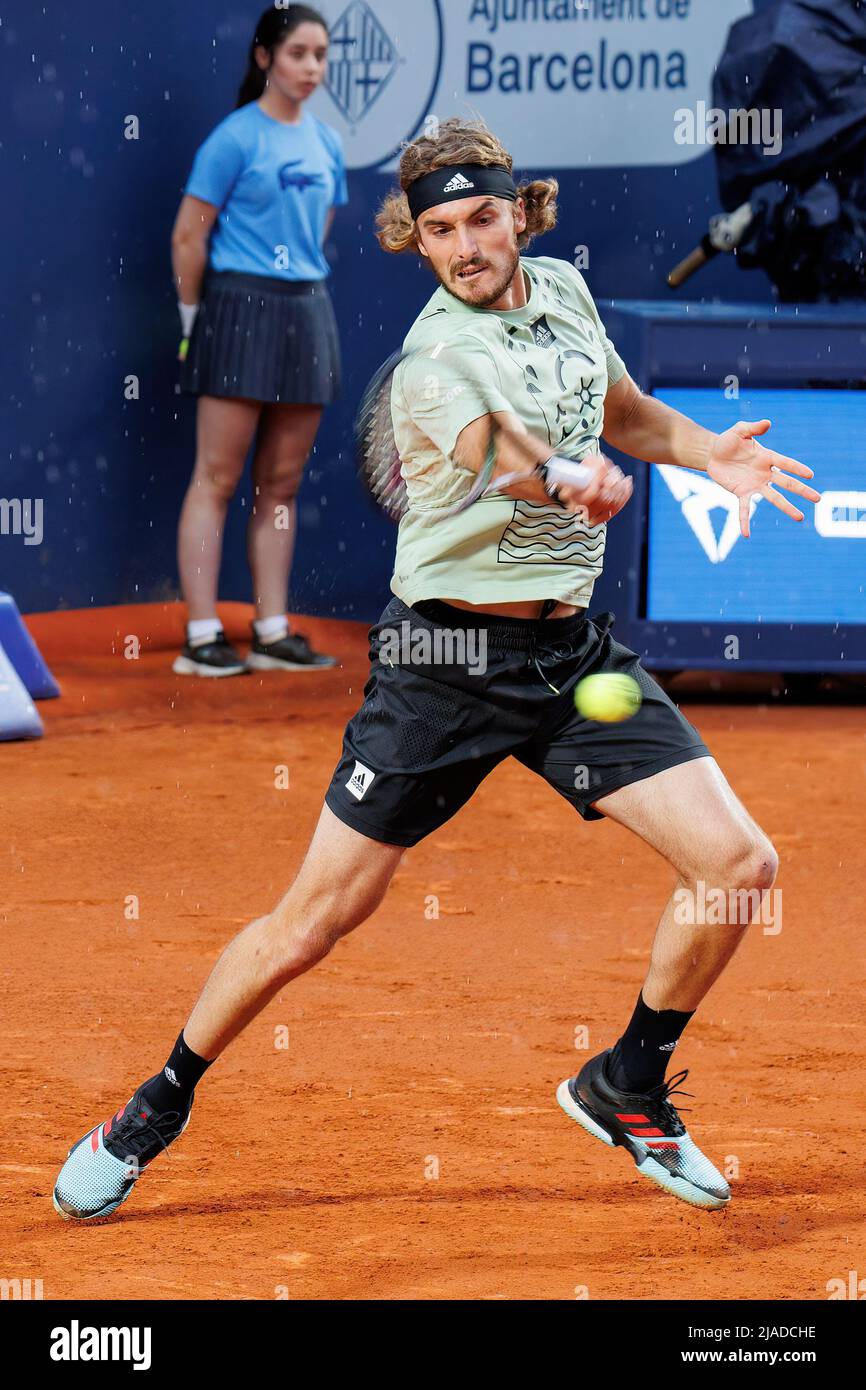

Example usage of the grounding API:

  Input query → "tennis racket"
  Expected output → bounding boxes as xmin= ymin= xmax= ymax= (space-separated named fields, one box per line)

xmin=355 ymin=346 xmax=593 ymax=523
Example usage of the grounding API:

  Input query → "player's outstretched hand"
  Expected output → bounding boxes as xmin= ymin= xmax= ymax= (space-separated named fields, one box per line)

xmin=562 ymin=451 xmax=633 ymax=526
xmin=707 ymin=420 xmax=821 ymax=538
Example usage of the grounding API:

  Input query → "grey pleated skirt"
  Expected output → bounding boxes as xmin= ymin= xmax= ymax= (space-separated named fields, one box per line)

xmin=180 ymin=271 xmax=341 ymax=404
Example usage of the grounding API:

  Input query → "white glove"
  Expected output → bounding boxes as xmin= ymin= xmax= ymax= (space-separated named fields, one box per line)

xmin=178 ymin=302 xmax=199 ymax=338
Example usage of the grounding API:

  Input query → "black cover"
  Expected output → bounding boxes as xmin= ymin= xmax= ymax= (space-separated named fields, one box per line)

xmin=712 ymin=0 xmax=866 ymax=299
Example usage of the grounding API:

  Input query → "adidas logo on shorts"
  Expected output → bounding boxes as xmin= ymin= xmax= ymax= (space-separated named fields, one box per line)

xmin=346 ymin=761 xmax=375 ymax=801
xmin=442 ymin=172 xmax=474 ymax=193
xmin=658 ymin=1041 xmax=679 ymax=1052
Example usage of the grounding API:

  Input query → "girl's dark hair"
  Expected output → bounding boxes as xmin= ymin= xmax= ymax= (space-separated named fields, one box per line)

xmin=236 ymin=4 xmax=329 ymax=108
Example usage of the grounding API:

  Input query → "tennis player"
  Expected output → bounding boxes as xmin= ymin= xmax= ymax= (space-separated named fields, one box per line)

xmin=54 ymin=118 xmax=819 ymax=1220
xmin=172 ymin=4 xmax=343 ymax=676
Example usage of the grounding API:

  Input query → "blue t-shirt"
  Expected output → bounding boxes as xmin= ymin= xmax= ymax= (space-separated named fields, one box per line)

xmin=185 ymin=103 xmax=348 ymax=282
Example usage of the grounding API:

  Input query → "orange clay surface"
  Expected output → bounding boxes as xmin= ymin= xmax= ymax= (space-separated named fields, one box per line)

xmin=2 ymin=601 xmax=864 ymax=1301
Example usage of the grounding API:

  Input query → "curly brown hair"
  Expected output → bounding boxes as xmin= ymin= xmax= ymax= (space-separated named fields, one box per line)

xmin=375 ymin=116 xmax=558 ymax=255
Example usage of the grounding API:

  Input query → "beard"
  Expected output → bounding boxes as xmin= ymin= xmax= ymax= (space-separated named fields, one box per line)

xmin=437 ymin=244 xmax=522 ymax=308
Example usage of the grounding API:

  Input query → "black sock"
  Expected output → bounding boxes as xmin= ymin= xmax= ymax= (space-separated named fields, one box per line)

xmin=141 ymin=1031 xmax=214 ymax=1113
xmin=607 ymin=992 xmax=694 ymax=1093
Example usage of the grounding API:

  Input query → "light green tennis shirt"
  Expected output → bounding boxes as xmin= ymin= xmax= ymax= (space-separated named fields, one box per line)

xmin=390 ymin=255 xmax=627 ymax=608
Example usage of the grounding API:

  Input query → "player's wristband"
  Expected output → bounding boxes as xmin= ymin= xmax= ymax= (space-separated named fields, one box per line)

xmin=536 ymin=456 xmax=593 ymax=501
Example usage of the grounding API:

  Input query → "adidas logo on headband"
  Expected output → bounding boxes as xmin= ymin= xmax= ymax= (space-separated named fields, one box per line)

xmin=442 ymin=172 xmax=475 ymax=193
xmin=407 ymin=164 xmax=517 ymax=220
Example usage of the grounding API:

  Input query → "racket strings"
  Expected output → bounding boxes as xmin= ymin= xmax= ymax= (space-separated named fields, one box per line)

xmin=359 ymin=371 xmax=408 ymax=522
xmin=356 ymin=348 xmax=540 ymax=522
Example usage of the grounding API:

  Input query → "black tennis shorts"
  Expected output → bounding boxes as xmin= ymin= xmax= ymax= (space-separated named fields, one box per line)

xmin=324 ymin=596 xmax=711 ymax=848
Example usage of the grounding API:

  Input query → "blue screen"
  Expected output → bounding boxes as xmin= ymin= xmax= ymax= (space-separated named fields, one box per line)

xmin=647 ymin=389 xmax=866 ymax=624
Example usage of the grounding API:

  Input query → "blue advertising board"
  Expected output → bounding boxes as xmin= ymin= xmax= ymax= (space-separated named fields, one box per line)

xmin=594 ymin=301 xmax=866 ymax=671
xmin=647 ymin=389 xmax=866 ymax=626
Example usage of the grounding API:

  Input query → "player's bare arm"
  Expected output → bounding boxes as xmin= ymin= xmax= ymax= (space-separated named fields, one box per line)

xmin=602 ymin=371 xmax=821 ymax=537
xmin=453 ymin=409 xmax=633 ymax=525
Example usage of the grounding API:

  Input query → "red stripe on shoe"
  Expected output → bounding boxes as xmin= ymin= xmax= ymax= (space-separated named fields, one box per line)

xmin=616 ymin=1113 xmax=650 ymax=1123
xmin=630 ymin=1126 xmax=666 ymax=1137
xmin=90 ymin=1127 xmax=100 ymax=1153
xmin=646 ymin=1140 xmax=680 ymax=1149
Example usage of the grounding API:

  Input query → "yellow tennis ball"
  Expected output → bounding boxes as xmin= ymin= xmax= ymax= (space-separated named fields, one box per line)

xmin=574 ymin=672 xmax=642 ymax=723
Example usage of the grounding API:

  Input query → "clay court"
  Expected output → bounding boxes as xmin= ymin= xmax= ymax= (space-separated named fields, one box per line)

xmin=3 ymin=603 xmax=864 ymax=1301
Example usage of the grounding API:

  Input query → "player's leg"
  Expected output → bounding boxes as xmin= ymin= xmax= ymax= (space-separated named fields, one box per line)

xmin=175 ymin=395 xmax=261 ymax=675
xmin=595 ymin=754 xmax=778 ymax=1016
xmin=520 ymin=614 xmax=777 ymax=1065
xmin=245 ymin=403 xmax=334 ymax=669
xmin=53 ymin=596 xmax=528 ymax=1222
xmin=518 ymin=612 xmax=777 ymax=1206
xmin=183 ymin=804 xmax=402 ymax=1058
xmin=53 ymin=806 xmax=403 ymax=1220
xmin=559 ymin=755 xmax=777 ymax=1209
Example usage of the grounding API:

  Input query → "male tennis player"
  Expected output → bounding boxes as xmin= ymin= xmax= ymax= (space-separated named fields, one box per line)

xmin=54 ymin=118 xmax=819 ymax=1220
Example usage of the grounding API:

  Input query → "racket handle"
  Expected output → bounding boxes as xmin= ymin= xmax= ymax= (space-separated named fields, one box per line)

xmin=667 ymin=239 xmax=714 ymax=288
xmin=541 ymin=457 xmax=593 ymax=491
